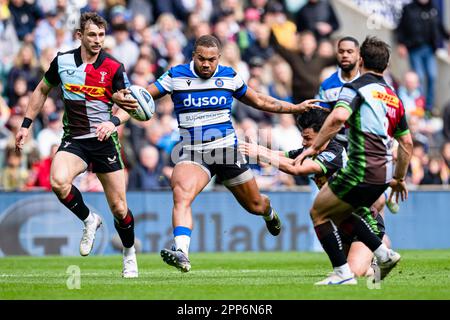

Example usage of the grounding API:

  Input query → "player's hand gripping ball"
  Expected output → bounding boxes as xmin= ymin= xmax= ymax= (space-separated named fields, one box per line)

xmin=125 ymin=85 xmax=155 ymax=121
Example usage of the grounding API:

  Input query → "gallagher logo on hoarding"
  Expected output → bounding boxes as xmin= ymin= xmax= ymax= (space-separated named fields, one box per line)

xmin=0 ymin=195 xmax=108 ymax=256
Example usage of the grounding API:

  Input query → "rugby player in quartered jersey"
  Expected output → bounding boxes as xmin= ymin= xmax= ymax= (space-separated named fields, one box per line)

xmin=112 ymin=34 xmax=324 ymax=272
xmin=15 ymin=12 xmax=139 ymax=278
xmin=294 ymin=37 xmax=413 ymax=285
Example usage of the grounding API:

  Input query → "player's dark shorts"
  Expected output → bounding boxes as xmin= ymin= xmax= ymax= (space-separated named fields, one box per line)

xmin=175 ymin=145 xmax=253 ymax=187
xmin=328 ymin=173 xmax=389 ymax=209
xmin=57 ymin=135 xmax=124 ymax=173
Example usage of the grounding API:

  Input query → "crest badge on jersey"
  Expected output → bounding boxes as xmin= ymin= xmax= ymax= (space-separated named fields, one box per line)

xmin=99 ymin=71 xmax=108 ymax=84
xmin=215 ymin=78 xmax=224 ymax=87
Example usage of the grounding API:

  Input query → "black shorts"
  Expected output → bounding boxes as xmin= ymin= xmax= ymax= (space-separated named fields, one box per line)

xmin=329 ymin=174 xmax=389 ymax=209
xmin=175 ymin=146 xmax=253 ymax=187
xmin=57 ymin=135 xmax=124 ymax=173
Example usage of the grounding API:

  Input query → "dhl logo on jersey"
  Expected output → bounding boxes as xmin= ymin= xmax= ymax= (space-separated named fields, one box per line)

xmin=64 ymin=84 xmax=106 ymax=97
xmin=372 ymin=91 xmax=399 ymax=108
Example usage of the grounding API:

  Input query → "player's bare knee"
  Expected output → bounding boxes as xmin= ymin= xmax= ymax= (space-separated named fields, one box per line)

xmin=246 ymin=197 xmax=265 ymax=215
xmin=110 ymin=200 xmax=127 ymax=218
xmin=173 ymin=185 xmax=194 ymax=207
xmin=50 ymin=175 xmax=71 ymax=197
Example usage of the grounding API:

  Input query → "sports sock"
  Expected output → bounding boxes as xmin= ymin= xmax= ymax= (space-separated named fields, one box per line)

xmin=173 ymin=226 xmax=191 ymax=256
xmin=373 ymin=243 xmax=390 ymax=263
xmin=123 ymin=245 xmax=135 ymax=257
xmin=314 ymin=221 xmax=347 ymax=268
xmin=58 ymin=185 xmax=90 ymax=221
xmin=263 ymin=207 xmax=274 ymax=221
xmin=339 ymin=213 xmax=382 ymax=252
xmin=334 ymin=263 xmax=353 ymax=279
xmin=114 ymin=209 xmax=135 ymax=248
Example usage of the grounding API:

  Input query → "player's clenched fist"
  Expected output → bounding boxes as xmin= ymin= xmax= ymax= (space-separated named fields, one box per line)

xmin=15 ymin=127 xmax=29 ymax=152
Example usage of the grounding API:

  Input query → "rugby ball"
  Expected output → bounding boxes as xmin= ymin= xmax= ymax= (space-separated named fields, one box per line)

xmin=125 ymin=85 xmax=155 ymax=121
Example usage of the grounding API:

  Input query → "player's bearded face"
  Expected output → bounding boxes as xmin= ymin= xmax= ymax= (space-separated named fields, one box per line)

xmin=337 ymin=41 xmax=359 ymax=73
xmin=80 ymin=23 xmax=105 ymax=56
xmin=193 ymin=46 xmax=220 ymax=79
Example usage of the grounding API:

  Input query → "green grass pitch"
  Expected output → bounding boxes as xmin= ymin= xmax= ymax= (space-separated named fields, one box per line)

xmin=1 ymin=250 xmax=450 ymax=300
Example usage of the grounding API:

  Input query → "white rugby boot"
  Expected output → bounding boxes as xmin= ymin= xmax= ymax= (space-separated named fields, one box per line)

xmin=79 ymin=212 xmax=102 ymax=256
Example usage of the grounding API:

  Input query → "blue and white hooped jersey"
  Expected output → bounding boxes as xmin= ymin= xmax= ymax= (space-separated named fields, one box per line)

xmin=318 ymin=68 xmax=360 ymax=109
xmin=154 ymin=62 xmax=248 ymax=150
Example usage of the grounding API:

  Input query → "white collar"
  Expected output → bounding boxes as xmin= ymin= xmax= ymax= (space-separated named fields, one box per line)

xmin=338 ymin=67 xmax=360 ymax=83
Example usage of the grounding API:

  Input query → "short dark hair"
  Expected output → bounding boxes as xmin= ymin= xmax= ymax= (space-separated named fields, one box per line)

xmin=360 ymin=36 xmax=390 ymax=73
xmin=194 ymin=35 xmax=221 ymax=52
xmin=79 ymin=12 xmax=108 ymax=33
xmin=296 ymin=109 xmax=329 ymax=133
xmin=338 ymin=36 xmax=359 ymax=48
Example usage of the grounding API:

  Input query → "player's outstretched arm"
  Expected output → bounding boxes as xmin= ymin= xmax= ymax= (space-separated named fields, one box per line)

xmin=294 ymin=106 xmax=350 ymax=166
xmin=239 ymin=86 xmax=324 ymax=114
xmin=15 ymin=80 xmax=52 ymax=152
xmin=390 ymin=132 xmax=413 ymax=202
xmin=239 ymin=140 xmax=323 ymax=176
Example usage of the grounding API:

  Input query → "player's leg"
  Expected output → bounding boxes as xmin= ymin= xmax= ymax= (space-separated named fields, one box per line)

xmin=347 ymin=241 xmax=374 ymax=277
xmin=97 ymin=169 xmax=138 ymax=278
xmin=160 ymin=162 xmax=211 ymax=272
xmin=329 ymin=180 xmax=401 ymax=281
xmin=50 ymin=142 xmax=103 ymax=257
xmin=227 ymin=178 xmax=281 ymax=236
xmin=309 ymin=183 xmax=357 ymax=285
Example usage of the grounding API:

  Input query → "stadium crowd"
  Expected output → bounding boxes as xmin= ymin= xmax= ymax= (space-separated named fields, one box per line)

xmin=0 ymin=0 xmax=449 ymax=191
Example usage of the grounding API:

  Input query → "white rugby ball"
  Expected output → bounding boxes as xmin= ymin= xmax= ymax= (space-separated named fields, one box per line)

xmin=125 ymin=85 xmax=155 ymax=121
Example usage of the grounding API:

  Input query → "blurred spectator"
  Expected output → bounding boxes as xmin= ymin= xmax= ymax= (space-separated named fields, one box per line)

xmin=236 ymin=7 xmax=260 ymax=53
xmin=0 ymin=146 xmax=29 ymax=191
xmin=398 ymin=71 xmax=426 ymax=118
xmin=129 ymin=13 xmax=148 ymax=45
xmin=408 ymin=140 xmax=427 ymax=185
xmin=213 ymin=16 xmax=237 ymax=45
xmin=111 ymin=22 xmax=139 ymax=71
xmin=272 ymin=114 xmax=302 ymax=151
xmin=154 ymin=0 xmax=190 ymax=22
xmin=443 ymin=100 xmax=450 ymax=141
xmin=221 ymin=41 xmax=250 ymax=82
xmin=127 ymin=144 xmax=170 ymax=191
xmin=130 ymin=55 xmax=155 ymax=86
xmin=80 ymin=0 xmax=106 ymax=20
xmin=248 ymin=0 xmax=269 ymax=16
xmin=36 ymin=111 xmax=63 ymax=158
xmin=183 ymin=0 xmax=213 ymax=23
xmin=441 ymin=141 xmax=450 ymax=169
xmin=0 ymin=0 xmax=20 ymax=73
xmin=420 ymin=156 xmax=448 ymax=185
xmin=242 ymin=22 xmax=274 ymax=64
xmin=264 ymin=1 xmax=297 ymax=51
xmin=128 ymin=0 xmax=153 ymax=26
xmin=295 ymin=0 xmax=340 ymax=41
xmin=6 ymin=43 xmax=40 ymax=104
xmin=151 ymin=13 xmax=187 ymax=57
xmin=182 ymin=20 xmax=211 ymax=61
xmin=396 ymin=0 xmax=450 ymax=114
xmin=9 ymin=0 xmax=44 ymax=41
xmin=26 ymin=143 xmax=59 ymax=190
xmin=267 ymin=58 xmax=292 ymax=103
xmin=233 ymin=76 xmax=272 ymax=124
xmin=270 ymin=30 xmax=336 ymax=102
xmin=109 ymin=4 xmax=131 ymax=27
xmin=34 ymin=9 xmax=61 ymax=54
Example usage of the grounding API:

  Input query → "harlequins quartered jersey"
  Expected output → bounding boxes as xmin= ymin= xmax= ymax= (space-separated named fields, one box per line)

xmin=154 ymin=62 xmax=248 ymax=150
xmin=335 ymin=72 xmax=410 ymax=185
xmin=44 ymin=47 xmax=130 ymax=139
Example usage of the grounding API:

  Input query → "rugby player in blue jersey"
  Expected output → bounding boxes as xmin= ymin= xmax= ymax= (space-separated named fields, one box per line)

xmin=113 ymin=35 xmax=322 ymax=272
